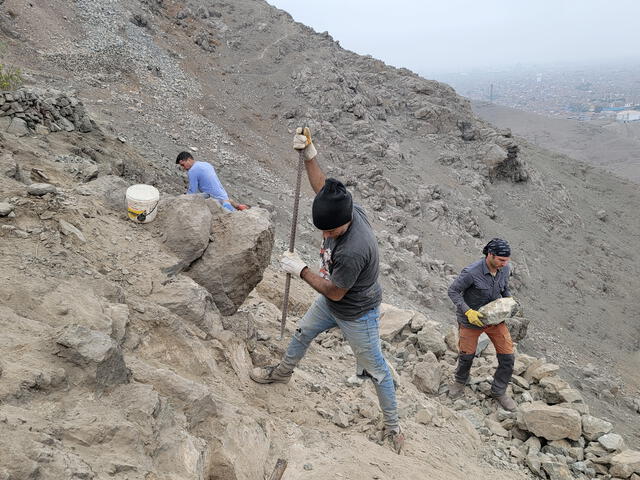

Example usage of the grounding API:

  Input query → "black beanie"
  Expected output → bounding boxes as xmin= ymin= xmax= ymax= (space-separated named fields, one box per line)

xmin=482 ymin=238 xmax=511 ymax=257
xmin=312 ymin=178 xmax=353 ymax=230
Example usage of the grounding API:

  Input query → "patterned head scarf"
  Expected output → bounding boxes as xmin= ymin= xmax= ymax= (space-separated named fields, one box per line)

xmin=482 ymin=238 xmax=511 ymax=257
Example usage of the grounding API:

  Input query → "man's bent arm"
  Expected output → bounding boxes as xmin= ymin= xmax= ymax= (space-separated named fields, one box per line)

xmin=300 ymin=267 xmax=348 ymax=301
xmin=304 ymin=156 xmax=326 ymax=194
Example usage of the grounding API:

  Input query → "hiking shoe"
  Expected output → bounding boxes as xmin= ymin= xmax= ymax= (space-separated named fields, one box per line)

xmin=249 ymin=365 xmax=292 ymax=384
xmin=492 ymin=392 xmax=517 ymax=411
xmin=384 ymin=427 xmax=405 ymax=454
xmin=448 ymin=381 xmax=465 ymax=399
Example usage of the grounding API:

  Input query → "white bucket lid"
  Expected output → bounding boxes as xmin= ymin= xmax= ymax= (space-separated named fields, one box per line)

xmin=126 ymin=184 xmax=160 ymax=202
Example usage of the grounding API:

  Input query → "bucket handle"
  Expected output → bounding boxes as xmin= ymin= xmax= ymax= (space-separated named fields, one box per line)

xmin=136 ymin=200 xmax=159 ymax=223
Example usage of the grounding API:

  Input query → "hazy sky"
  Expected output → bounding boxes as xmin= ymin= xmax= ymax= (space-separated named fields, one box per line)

xmin=267 ymin=0 xmax=640 ymax=74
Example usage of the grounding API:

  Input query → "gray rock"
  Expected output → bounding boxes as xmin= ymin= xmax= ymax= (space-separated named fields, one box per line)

xmin=332 ymin=410 xmax=350 ymax=428
xmin=598 ymin=433 xmax=625 ymax=452
xmin=512 ymin=375 xmax=530 ymax=390
xmin=582 ymin=415 xmax=613 ymax=441
xmin=541 ymin=458 xmax=573 ymax=480
xmin=27 ymin=183 xmax=57 ymax=196
xmin=151 ymin=276 xmax=221 ymax=336
xmin=477 ymin=297 xmax=518 ymax=325
xmin=75 ymin=175 xmax=128 ymax=211
xmin=609 ymin=450 xmax=640 ymax=478
xmin=0 ymin=202 xmax=14 ymax=216
xmin=378 ymin=303 xmax=413 ymax=341
xmin=416 ymin=327 xmax=447 ymax=358
xmin=158 ymin=194 xmax=216 ymax=271
xmin=188 ymin=207 xmax=274 ymax=315
xmin=6 ymin=117 xmax=29 ymax=136
xmin=59 ymin=219 xmax=87 ymax=243
xmin=412 ymin=351 xmax=442 ymax=395
xmin=106 ymin=304 xmax=129 ymax=344
xmin=517 ymin=402 xmax=582 ymax=440
xmin=540 ymin=376 xmax=570 ymax=404
xmin=56 ymin=324 xmax=131 ymax=388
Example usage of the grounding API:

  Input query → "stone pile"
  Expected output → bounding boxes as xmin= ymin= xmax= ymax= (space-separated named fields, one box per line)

xmin=0 ymin=88 xmax=95 ymax=136
xmin=370 ymin=305 xmax=639 ymax=480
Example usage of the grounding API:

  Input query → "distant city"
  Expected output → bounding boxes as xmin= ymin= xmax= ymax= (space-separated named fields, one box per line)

xmin=436 ymin=62 xmax=640 ymax=122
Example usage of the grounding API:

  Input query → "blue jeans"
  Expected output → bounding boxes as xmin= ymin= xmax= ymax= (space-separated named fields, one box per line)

xmin=281 ymin=297 xmax=399 ymax=430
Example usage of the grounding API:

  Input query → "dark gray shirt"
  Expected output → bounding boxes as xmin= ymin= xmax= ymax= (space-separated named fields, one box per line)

xmin=448 ymin=258 xmax=511 ymax=328
xmin=320 ymin=204 xmax=382 ymax=320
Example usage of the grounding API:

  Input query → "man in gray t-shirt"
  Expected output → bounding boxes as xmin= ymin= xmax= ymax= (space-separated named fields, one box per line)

xmin=249 ymin=128 xmax=403 ymax=454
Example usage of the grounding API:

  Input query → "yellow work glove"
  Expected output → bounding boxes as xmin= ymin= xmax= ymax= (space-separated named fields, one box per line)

xmin=465 ymin=309 xmax=485 ymax=327
xmin=293 ymin=127 xmax=317 ymax=161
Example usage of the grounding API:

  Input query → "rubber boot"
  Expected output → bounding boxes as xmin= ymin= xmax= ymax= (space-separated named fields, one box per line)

xmin=454 ymin=353 xmax=475 ymax=385
xmin=491 ymin=353 xmax=516 ymax=411
xmin=491 ymin=353 xmax=515 ymax=395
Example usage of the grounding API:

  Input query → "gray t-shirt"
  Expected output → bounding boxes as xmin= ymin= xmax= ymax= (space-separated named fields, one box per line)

xmin=319 ymin=204 xmax=382 ymax=320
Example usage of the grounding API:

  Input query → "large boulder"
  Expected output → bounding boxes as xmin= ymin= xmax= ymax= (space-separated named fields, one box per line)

xmin=188 ymin=207 xmax=273 ymax=315
xmin=517 ymin=402 xmax=582 ymax=441
xmin=157 ymin=195 xmax=216 ymax=268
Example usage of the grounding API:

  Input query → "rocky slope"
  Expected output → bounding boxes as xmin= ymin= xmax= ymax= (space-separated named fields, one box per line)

xmin=1 ymin=0 xmax=640 ymax=478
xmin=472 ymin=101 xmax=640 ymax=183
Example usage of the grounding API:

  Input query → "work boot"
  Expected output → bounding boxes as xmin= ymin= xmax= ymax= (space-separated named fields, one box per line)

xmin=249 ymin=364 xmax=292 ymax=384
xmin=383 ymin=427 xmax=405 ymax=454
xmin=448 ymin=381 xmax=465 ymax=399
xmin=492 ymin=392 xmax=517 ymax=411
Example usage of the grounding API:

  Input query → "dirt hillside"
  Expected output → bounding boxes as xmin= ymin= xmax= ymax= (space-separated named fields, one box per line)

xmin=1 ymin=0 xmax=640 ymax=478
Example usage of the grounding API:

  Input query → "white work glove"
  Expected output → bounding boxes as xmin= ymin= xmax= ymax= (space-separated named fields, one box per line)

xmin=293 ymin=127 xmax=318 ymax=161
xmin=280 ymin=251 xmax=307 ymax=278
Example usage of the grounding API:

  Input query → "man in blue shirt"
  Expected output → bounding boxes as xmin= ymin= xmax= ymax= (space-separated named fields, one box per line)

xmin=175 ymin=152 xmax=246 ymax=211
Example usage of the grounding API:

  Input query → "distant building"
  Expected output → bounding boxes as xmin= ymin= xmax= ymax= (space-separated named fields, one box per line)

xmin=616 ymin=110 xmax=640 ymax=122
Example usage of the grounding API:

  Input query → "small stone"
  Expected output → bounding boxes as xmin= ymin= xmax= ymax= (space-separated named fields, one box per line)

xmin=416 ymin=407 xmax=435 ymax=425
xmin=596 ymin=209 xmax=607 ymax=221
xmin=346 ymin=375 xmax=364 ymax=386
xmin=332 ymin=410 xmax=350 ymax=428
xmin=303 ymin=464 xmax=313 ymax=471
xmin=0 ymin=202 xmax=14 ymax=216
xmin=59 ymin=219 xmax=86 ymax=243
xmin=512 ymin=375 xmax=530 ymax=389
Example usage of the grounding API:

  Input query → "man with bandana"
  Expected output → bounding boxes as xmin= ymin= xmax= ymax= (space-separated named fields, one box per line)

xmin=447 ymin=238 xmax=516 ymax=411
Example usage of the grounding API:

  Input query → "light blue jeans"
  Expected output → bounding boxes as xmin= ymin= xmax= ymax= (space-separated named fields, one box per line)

xmin=281 ymin=296 xmax=399 ymax=430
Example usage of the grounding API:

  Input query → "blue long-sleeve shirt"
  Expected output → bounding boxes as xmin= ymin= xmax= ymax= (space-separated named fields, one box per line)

xmin=448 ymin=258 xmax=511 ymax=328
xmin=187 ymin=161 xmax=229 ymax=203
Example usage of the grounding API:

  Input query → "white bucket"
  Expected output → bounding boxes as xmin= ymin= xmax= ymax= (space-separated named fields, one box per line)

xmin=126 ymin=184 xmax=160 ymax=223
